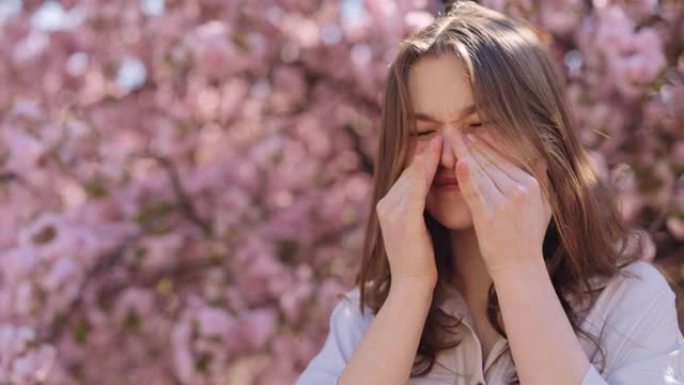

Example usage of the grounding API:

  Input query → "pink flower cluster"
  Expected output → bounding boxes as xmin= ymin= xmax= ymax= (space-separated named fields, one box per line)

xmin=0 ymin=0 xmax=681 ymax=383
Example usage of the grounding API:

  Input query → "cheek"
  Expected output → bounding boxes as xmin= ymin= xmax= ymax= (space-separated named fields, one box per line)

xmin=403 ymin=138 xmax=433 ymax=168
xmin=407 ymin=139 xmax=429 ymax=157
xmin=415 ymin=140 xmax=430 ymax=153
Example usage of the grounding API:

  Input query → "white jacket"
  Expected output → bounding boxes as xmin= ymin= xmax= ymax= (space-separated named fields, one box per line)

xmin=295 ymin=260 xmax=684 ymax=385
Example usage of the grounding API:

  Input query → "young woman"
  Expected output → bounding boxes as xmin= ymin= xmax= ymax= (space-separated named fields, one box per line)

xmin=296 ymin=2 xmax=683 ymax=385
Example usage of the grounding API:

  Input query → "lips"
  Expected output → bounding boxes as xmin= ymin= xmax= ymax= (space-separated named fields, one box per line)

xmin=432 ymin=176 xmax=459 ymax=187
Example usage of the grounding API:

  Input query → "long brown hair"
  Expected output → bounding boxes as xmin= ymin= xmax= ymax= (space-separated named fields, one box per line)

xmin=355 ymin=1 xmax=646 ymax=381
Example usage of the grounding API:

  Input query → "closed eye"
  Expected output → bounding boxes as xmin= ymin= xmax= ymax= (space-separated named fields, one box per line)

xmin=412 ymin=122 xmax=486 ymax=137
xmin=463 ymin=122 xmax=493 ymax=134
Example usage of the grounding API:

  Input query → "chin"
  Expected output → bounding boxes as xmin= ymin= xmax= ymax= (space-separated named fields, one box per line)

xmin=425 ymin=193 xmax=473 ymax=230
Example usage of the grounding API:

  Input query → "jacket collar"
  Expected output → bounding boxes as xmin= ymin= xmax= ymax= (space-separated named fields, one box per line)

xmin=435 ymin=277 xmax=478 ymax=329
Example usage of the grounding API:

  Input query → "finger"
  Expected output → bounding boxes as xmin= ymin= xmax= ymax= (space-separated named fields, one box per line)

xmin=453 ymin=130 xmax=502 ymax=204
xmin=455 ymin=157 xmax=490 ymax=214
xmin=446 ymin=129 xmax=495 ymax=211
xmin=418 ymin=135 xmax=443 ymax=188
xmin=406 ymin=135 xmax=443 ymax=196
xmin=464 ymin=145 xmax=505 ymax=204
xmin=466 ymin=133 xmax=513 ymax=180
xmin=423 ymin=134 xmax=443 ymax=177
xmin=470 ymin=133 xmax=553 ymax=222
xmin=468 ymin=132 xmax=535 ymax=186
xmin=466 ymin=133 xmax=524 ymax=197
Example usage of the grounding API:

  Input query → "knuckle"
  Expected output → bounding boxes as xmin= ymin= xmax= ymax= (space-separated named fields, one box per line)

xmin=524 ymin=174 xmax=538 ymax=188
xmin=502 ymin=183 xmax=517 ymax=195
xmin=507 ymin=184 xmax=527 ymax=200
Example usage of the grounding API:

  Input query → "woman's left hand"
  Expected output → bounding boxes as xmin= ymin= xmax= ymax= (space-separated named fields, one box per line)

xmin=446 ymin=128 xmax=552 ymax=279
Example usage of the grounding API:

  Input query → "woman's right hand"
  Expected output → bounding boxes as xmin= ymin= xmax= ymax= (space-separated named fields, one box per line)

xmin=375 ymin=134 xmax=443 ymax=291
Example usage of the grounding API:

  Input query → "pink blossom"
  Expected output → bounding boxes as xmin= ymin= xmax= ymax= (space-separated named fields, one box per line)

xmin=196 ymin=306 xmax=234 ymax=338
xmin=186 ymin=21 xmax=248 ymax=79
xmin=238 ymin=308 xmax=277 ymax=351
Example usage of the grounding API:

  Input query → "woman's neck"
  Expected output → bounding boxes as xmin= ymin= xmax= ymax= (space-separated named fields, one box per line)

xmin=448 ymin=228 xmax=493 ymax=315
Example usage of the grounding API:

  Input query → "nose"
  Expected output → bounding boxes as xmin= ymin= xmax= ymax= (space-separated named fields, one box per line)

xmin=438 ymin=131 xmax=457 ymax=169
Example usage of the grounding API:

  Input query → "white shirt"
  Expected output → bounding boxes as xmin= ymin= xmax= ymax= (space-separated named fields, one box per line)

xmin=295 ymin=260 xmax=684 ymax=385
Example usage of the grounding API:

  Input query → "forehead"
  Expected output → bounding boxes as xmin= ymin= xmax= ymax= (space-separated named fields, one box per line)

xmin=407 ymin=54 xmax=476 ymax=122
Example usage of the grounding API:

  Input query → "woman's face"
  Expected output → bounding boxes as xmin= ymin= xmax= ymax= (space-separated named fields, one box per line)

xmin=406 ymin=54 xmax=486 ymax=231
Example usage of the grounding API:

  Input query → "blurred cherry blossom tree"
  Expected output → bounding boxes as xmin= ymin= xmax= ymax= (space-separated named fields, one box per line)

xmin=0 ymin=0 xmax=681 ymax=384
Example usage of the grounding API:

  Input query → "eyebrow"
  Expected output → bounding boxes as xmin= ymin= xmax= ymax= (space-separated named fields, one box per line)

xmin=413 ymin=104 xmax=478 ymax=124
